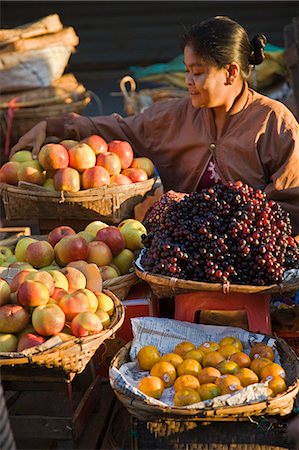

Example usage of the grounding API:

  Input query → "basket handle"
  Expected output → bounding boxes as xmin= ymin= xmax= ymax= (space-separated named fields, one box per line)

xmin=119 ymin=76 xmax=137 ymax=100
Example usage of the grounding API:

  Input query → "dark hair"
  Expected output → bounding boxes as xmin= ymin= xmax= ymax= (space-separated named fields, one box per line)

xmin=180 ymin=16 xmax=267 ymax=80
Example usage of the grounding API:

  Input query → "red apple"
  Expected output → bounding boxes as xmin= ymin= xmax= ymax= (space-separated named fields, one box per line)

xmin=61 ymin=267 xmax=86 ymax=291
xmin=0 ymin=161 xmax=20 ymax=185
xmin=86 ymin=241 xmax=113 ymax=266
xmin=0 ymin=304 xmax=30 ymax=333
xmin=59 ymin=291 xmax=91 ymax=321
xmin=110 ymin=174 xmax=133 ymax=186
xmin=108 ymin=140 xmax=134 ymax=169
xmin=54 ymin=235 xmax=88 ymax=267
xmin=25 ymin=271 xmax=55 ymax=296
xmin=81 ymin=135 xmax=108 ymax=155
xmin=71 ymin=311 xmax=103 ymax=337
xmin=81 ymin=166 xmax=110 ymax=189
xmin=10 ymin=269 xmax=37 ymax=293
xmin=32 ymin=304 xmax=66 ymax=336
xmin=0 ymin=279 xmax=11 ymax=306
xmin=17 ymin=332 xmax=46 ymax=352
xmin=130 ymin=157 xmax=155 ymax=177
xmin=48 ymin=226 xmax=76 ymax=247
xmin=121 ymin=168 xmax=148 ymax=183
xmin=68 ymin=143 xmax=96 ymax=172
xmin=25 ymin=240 xmax=55 ymax=268
xmin=17 ymin=280 xmax=50 ymax=307
xmin=17 ymin=160 xmax=46 ymax=185
xmin=96 ymin=226 xmax=126 ymax=256
xmin=38 ymin=144 xmax=69 ymax=170
xmin=96 ymin=152 xmax=121 ymax=175
xmin=53 ymin=167 xmax=81 ymax=192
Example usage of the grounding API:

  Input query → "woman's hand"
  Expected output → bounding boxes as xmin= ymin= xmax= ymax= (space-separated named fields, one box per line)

xmin=9 ymin=121 xmax=47 ymax=160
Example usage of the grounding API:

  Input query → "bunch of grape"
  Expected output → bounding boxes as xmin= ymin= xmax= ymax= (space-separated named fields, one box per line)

xmin=141 ymin=181 xmax=299 ymax=285
xmin=143 ymin=190 xmax=188 ymax=234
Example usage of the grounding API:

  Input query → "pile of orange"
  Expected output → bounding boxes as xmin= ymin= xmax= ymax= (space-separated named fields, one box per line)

xmin=136 ymin=337 xmax=287 ymax=406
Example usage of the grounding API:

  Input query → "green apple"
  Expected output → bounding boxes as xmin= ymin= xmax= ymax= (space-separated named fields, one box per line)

xmin=10 ymin=150 xmax=33 ymax=163
xmin=118 ymin=219 xmax=147 ymax=251
xmin=112 ymin=248 xmax=135 ymax=275
xmin=0 ymin=246 xmax=13 ymax=261
xmin=77 ymin=230 xmax=95 ymax=243
xmin=84 ymin=221 xmax=108 ymax=237
xmin=5 ymin=255 xmax=17 ymax=264
xmin=42 ymin=178 xmax=56 ymax=191
xmin=0 ymin=334 xmax=18 ymax=352
xmin=14 ymin=237 xmax=37 ymax=262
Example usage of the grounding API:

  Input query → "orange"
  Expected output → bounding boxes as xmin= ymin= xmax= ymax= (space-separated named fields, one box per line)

xmin=228 ymin=352 xmax=251 ymax=368
xmin=198 ymin=341 xmax=220 ymax=354
xmin=160 ymin=352 xmax=183 ymax=368
xmin=235 ymin=368 xmax=259 ymax=387
xmin=173 ymin=389 xmax=201 ymax=406
xmin=198 ymin=383 xmax=221 ymax=400
xmin=219 ymin=344 xmax=240 ymax=359
xmin=174 ymin=374 xmax=200 ymax=392
xmin=262 ymin=376 xmax=287 ymax=396
xmin=138 ymin=376 xmax=164 ymax=399
xmin=184 ymin=348 xmax=205 ymax=364
xmin=219 ymin=336 xmax=243 ymax=351
xmin=137 ymin=345 xmax=160 ymax=371
xmin=177 ymin=359 xmax=202 ymax=377
xmin=260 ymin=363 xmax=286 ymax=381
xmin=215 ymin=374 xmax=242 ymax=395
xmin=202 ymin=351 xmax=225 ymax=368
xmin=250 ymin=357 xmax=273 ymax=378
xmin=198 ymin=367 xmax=221 ymax=384
xmin=150 ymin=361 xmax=177 ymax=387
xmin=216 ymin=360 xmax=240 ymax=375
xmin=173 ymin=341 xmax=196 ymax=358
xmin=249 ymin=343 xmax=275 ymax=361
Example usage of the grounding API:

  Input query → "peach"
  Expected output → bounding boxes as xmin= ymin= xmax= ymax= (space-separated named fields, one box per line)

xmin=81 ymin=166 xmax=110 ymax=189
xmin=81 ymin=135 xmax=108 ymax=155
xmin=32 ymin=303 xmax=66 ymax=336
xmin=38 ymin=144 xmax=69 ymax=170
xmin=96 ymin=152 xmax=121 ymax=175
xmin=0 ymin=161 xmax=20 ymax=185
xmin=68 ymin=143 xmax=96 ymax=172
xmin=71 ymin=311 xmax=103 ymax=337
xmin=121 ymin=168 xmax=148 ymax=183
xmin=47 ymin=270 xmax=69 ymax=291
xmin=108 ymin=140 xmax=134 ymax=169
xmin=53 ymin=167 xmax=81 ymax=192
xmin=17 ymin=280 xmax=50 ymax=307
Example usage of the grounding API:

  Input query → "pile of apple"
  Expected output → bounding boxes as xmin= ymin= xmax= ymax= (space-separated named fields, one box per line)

xmin=0 ymin=135 xmax=155 ymax=192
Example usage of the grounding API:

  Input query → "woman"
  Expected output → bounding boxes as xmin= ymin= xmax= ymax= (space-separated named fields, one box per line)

xmin=10 ymin=16 xmax=299 ymax=239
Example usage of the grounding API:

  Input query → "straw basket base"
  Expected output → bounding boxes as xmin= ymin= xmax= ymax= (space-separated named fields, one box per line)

xmin=0 ymin=178 xmax=155 ymax=224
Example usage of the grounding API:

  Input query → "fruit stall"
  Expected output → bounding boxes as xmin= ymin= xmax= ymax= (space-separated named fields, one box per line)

xmin=0 ymin=14 xmax=299 ymax=450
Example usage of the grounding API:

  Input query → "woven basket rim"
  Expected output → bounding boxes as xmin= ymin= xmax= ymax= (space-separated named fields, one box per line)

xmin=0 ymin=177 xmax=156 ymax=199
xmin=110 ymin=338 xmax=299 ymax=419
xmin=134 ymin=249 xmax=299 ymax=295
xmin=0 ymin=289 xmax=125 ymax=373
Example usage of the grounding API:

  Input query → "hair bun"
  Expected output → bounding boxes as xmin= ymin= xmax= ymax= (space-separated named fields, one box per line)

xmin=249 ymin=34 xmax=267 ymax=65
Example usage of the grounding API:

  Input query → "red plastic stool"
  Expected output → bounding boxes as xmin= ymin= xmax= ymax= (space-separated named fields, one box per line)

xmin=174 ymin=291 xmax=272 ymax=334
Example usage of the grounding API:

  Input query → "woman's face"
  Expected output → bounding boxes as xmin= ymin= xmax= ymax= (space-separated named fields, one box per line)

xmin=184 ymin=45 xmax=229 ymax=109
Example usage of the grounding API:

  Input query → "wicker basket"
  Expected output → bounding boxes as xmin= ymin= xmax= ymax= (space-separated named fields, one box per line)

xmin=110 ymin=338 xmax=299 ymax=421
xmin=134 ymin=250 xmax=299 ymax=298
xmin=0 ymin=290 xmax=125 ymax=374
xmin=0 ymin=177 xmax=155 ymax=224
xmin=103 ymin=272 xmax=139 ymax=300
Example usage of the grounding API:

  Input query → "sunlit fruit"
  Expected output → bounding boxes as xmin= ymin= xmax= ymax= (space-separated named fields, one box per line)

xmin=198 ymin=367 xmax=221 ymax=384
xmin=202 ymin=351 xmax=225 ymax=368
xmin=215 ymin=374 xmax=242 ymax=395
xmin=183 ymin=349 xmax=205 ymax=364
xmin=216 ymin=360 xmax=240 ymax=375
xmin=249 ymin=343 xmax=275 ymax=361
xmin=137 ymin=345 xmax=161 ymax=371
xmin=173 ymin=341 xmax=196 ymax=358
xmin=198 ymin=341 xmax=220 ymax=354
xmin=138 ymin=376 xmax=164 ymax=399
xmin=177 ymin=359 xmax=202 ymax=377
xmin=173 ymin=374 xmax=200 ymax=392
xmin=262 ymin=376 xmax=287 ymax=396
xmin=174 ymin=389 xmax=201 ymax=406
xmin=235 ymin=368 xmax=259 ymax=387
xmin=219 ymin=336 xmax=243 ymax=351
xmin=218 ymin=344 xmax=240 ymax=359
xmin=160 ymin=352 xmax=183 ymax=368
xmin=150 ymin=361 xmax=177 ymax=387
xmin=250 ymin=358 xmax=273 ymax=378
xmin=260 ymin=363 xmax=286 ymax=380
xmin=228 ymin=352 xmax=251 ymax=368
xmin=198 ymin=383 xmax=221 ymax=400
